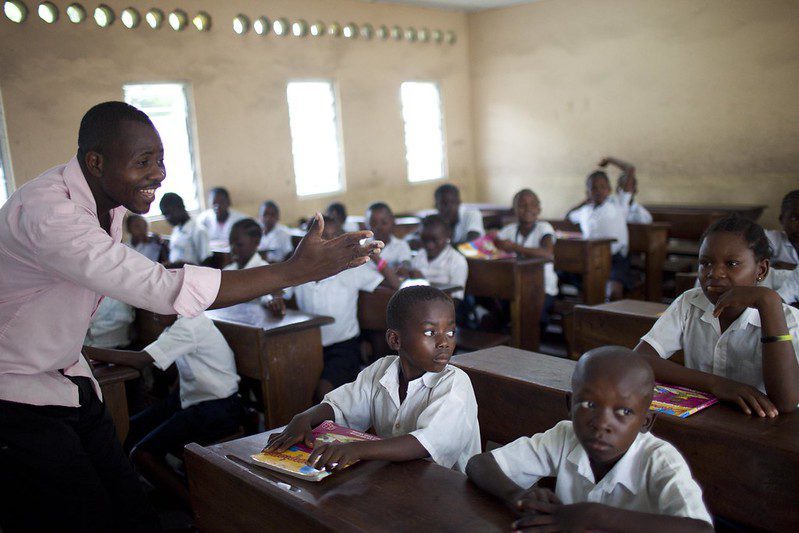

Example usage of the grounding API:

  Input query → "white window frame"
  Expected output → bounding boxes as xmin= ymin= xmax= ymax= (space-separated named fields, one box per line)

xmin=122 ymin=81 xmax=204 ymax=219
xmin=286 ymin=79 xmax=346 ymax=198
xmin=0 ymin=88 xmax=14 ymax=205
xmin=399 ymin=80 xmax=448 ymax=184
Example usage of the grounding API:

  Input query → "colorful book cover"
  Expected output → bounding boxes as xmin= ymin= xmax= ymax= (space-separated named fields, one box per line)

xmin=458 ymin=234 xmax=514 ymax=260
xmin=250 ymin=421 xmax=380 ymax=481
xmin=650 ymin=383 xmax=718 ymax=418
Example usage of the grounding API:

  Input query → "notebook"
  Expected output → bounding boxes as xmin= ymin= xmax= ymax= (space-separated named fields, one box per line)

xmin=457 ymin=234 xmax=514 ymax=260
xmin=650 ymin=383 xmax=718 ymax=418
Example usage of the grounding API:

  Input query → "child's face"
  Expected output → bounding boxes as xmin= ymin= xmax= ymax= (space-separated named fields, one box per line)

xmin=515 ymin=192 xmax=541 ymax=226
xmin=779 ymin=201 xmax=799 ymax=246
xmin=421 ymin=224 xmax=449 ymax=261
xmin=587 ymin=176 xmax=611 ymax=205
xmin=160 ymin=203 xmax=186 ymax=227
xmin=435 ymin=190 xmax=460 ymax=224
xmin=322 ymin=220 xmax=344 ymax=240
xmin=367 ymin=208 xmax=394 ymax=243
xmin=229 ymin=228 xmax=259 ymax=267
xmin=571 ymin=371 xmax=652 ymax=469
xmin=127 ymin=217 xmax=148 ymax=241
xmin=388 ymin=299 xmax=456 ymax=376
xmin=260 ymin=205 xmax=279 ymax=233
xmin=698 ymin=231 xmax=768 ymax=305
xmin=210 ymin=192 xmax=230 ymax=220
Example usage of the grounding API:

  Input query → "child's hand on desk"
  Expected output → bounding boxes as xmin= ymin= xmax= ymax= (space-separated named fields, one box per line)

xmin=265 ymin=416 xmax=314 ymax=452
xmin=508 ymin=486 xmax=561 ymax=516
xmin=306 ymin=441 xmax=364 ymax=472
xmin=511 ymin=502 xmax=600 ymax=532
xmin=494 ymin=237 xmax=515 ymax=253
xmin=709 ymin=377 xmax=778 ymax=418
xmin=265 ymin=296 xmax=286 ymax=318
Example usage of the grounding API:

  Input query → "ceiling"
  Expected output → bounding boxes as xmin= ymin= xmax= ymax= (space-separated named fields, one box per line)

xmin=368 ymin=0 xmax=535 ymax=12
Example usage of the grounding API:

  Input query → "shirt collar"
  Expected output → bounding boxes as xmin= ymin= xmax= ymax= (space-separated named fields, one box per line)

xmin=566 ymin=430 xmax=646 ymax=494
xmin=688 ymin=287 xmax=761 ymax=329
xmin=378 ymin=357 xmax=450 ymax=393
xmin=244 ymin=253 xmax=267 ymax=269
xmin=63 ymin=155 xmax=126 ymax=240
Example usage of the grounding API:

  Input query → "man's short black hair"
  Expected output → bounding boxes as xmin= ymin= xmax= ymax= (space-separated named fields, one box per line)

xmin=159 ymin=192 xmax=185 ymax=211
xmin=434 ymin=183 xmax=460 ymax=200
xmin=386 ymin=286 xmax=454 ymax=331
xmin=77 ymin=101 xmax=153 ymax=159
xmin=209 ymin=187 xmax=231 ymax=202
xmin=230 ymin=218 xmax=263 ymax=241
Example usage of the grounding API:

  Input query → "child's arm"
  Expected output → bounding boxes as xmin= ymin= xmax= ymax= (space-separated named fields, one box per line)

xmin=512 ymin=504 xmax=713 ymax=533
xmin=82 ymin=345 xmax=153 ymax=370
xmin=265 ymin=403 xmax=336 ymax=451
xmin=377 ymin=261 xmax=401 ymax=289
xmin=305 ymin=435 xmax=428 ymax=472
xmin=466 ymin=452 xmax=535 ymax=508
xmin=599 ymin=156 xmax=637 ymax=192
xmin=504 ymin=235 xmax=555 ymax=261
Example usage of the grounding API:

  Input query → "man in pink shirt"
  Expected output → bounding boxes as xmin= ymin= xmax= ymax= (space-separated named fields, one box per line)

xmin=0 ymin=102 xmax=381 ymax=532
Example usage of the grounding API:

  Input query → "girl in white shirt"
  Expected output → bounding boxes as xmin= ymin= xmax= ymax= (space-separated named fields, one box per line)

xmin=258 ymin=200 xmax=295 ymax=263
xmin=635 ymin=215 xmax=799 ymax=417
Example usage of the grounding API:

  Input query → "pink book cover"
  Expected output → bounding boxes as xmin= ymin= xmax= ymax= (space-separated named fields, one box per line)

xmin=251 ymin=421 xmax=380 ymax=481
xmin=650 ymin=383 xmax=719 ymax=418
xmin=458 ymin=234 xmax=514 ymax=260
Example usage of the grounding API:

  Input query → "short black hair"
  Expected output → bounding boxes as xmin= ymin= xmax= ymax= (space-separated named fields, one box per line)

xmin=77 ymin=101 xmax=153 ymax=159
xmin=434 ymin=183 xmax=460 ymax=200
xmin=260 ymin=200 xmax=280 ymax=215
xmin=209 ymin=187 xmax=231 ymax=202
xmin=780 ymin=190 xmax=799 ymax=218
xmin=230 ymin=218 xmax=262 ymax=241
xmin=702 ymin=214 xmax=772 ymax=262
xmin=586 ymin=170 xmax=610 ymax=188
xmin=326 ymin=202 xmax=347 ymax=220
xmin=386 ymin=286 xmax=454 ymax=331
xmin=367 ymin=201 xmax=393 ymax=216
xmin=512 ymin=188 xmax=537 ymax=208
xmin=420 ymin=214 xmax=451 ymax=236
xmin=125 ymin=213 xmax=146 ymax=231
xmin=159 ymin=192 xmax=185 ymax=211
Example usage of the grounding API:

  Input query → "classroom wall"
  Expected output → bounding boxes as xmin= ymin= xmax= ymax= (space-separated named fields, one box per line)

xmin=0 ymin=0 xmax=475 ymax=231
xmin=469 ymin=0 xmax=799 ymax=229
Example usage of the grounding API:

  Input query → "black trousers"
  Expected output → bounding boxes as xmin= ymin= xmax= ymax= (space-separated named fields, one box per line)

xmin=0 ymin=376 xmax=160 ymax=532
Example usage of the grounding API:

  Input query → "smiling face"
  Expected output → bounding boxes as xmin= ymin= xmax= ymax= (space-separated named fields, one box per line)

xmin=388 ymin=298 xmax=456 ymax=379
xmin=229 ymin=226 xmax=259 ymax=268
xmin=421 ymin=222 xmax=450 ymax=261
xmin=367 ymin=207 xmax=394 ymax=243
xmin=95 ymin=120 xmax=166 ymax=214
xmin=514 ymin=191 xmax=541 ymax=227
xmin=587 ymin=174 xmax=611 ymax=206
xmin=435 ymin=189 xmax=460 ymax=225
xmin=698 ymin=231 xmax=768 ymax=304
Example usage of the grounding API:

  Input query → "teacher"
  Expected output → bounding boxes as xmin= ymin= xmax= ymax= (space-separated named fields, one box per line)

xmin=0 ymin=102 xmax=382 ymax=532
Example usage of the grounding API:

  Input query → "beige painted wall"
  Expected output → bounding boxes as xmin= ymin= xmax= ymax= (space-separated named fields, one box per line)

xmin=0 ymin=0 xmax=475 ymax=231
xmin=469 ymin=0 xmax=799 ymax=229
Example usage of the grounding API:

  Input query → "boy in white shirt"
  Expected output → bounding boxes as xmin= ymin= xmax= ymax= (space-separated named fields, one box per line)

xmin=466 ymin=347 xmax=713 ymax=532
xmin=566 ymin=171 xmax=632 ymax=300
xmin=598 ymin=156 xmax=654 ymax=224
xmin=196 ymin=187 xmax=247 ymax=243
xmin=82 ymin=312 xmax=241 ymax=506
xmin=366 ymin=202 xmax=413 ymax=268
xmin=159 ymin=192 xmax=211 ymax=265
xmin=435 ymin=184 xmax=485 ymax=245
xmin=326 ymin=201 xmax=361 ymax=233
xmin=258 ymin=200 xmax=294 ymax=263
xmin=84 ymin=297 xmax=135 ymax=349
xmin=125 ymin=214 xmax=167 ymax=263
xmin=766 ymin=190 xmax=799 ymax=267
xmin=266 ymin=286 xmax=481 ymax=473
xmin=403 ymin=215 xmax=468 ymax=302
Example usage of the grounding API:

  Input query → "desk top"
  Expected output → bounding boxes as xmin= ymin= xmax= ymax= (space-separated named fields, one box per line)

xmin=92 ymin=363 xmax=140 ymax=385
xmin=206 ymin=303 xmax=333 ymax=336
xmin=644 ymin=204 xmax=767 ymax=215
xmin=578 ymin=299 xmax=668 ymax=318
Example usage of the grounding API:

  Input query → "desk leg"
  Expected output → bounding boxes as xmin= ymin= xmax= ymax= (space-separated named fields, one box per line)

xmin=101 ymin=382 xmax=129 ymax=444
xmin=645 ymin=232 xmax=667 ymax=302
xmin=512 ymin=264 xmax=543 ymax=352
xmin=582 ymin=246 xmax=611 ymax=305
xmin=260 ymin=329 xmax=325 ymax=429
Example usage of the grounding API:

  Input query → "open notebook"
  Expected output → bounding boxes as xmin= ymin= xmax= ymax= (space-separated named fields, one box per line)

xmin=650 ymin=383 xmax=718 ymax=418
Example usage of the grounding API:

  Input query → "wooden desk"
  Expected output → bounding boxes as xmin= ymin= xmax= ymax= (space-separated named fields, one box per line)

xmin=554 ymin=238 xmax=614 ymax=305
xmin=453 ymin=347 xmax=799 ymax=531
xmin=627 ymin=222 xmax=669 ymax=302
xmin=644 ymin=204 xmax=766 ymax=242
xmin=185 ymin=430 xmax=515 ymax=532
xmin=93 ymin=363 xmax=140 ymax=443
xmin=465 ymin=257 xmax=548 ymax=351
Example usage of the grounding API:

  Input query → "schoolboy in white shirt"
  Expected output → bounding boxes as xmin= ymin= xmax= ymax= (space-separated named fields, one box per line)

xmin=466 ymin=347 xmax=713 ymax=532
xmin=84 ymin=297 xmax=135 ymax=349
xmin=125 ymin=214 xmax=167 ymax=263
xmin=766 ymin=190 xmax=799 ymax=267
xmin=266 ymin=286 xmax=481 ymax=473
xmin=196 ymin=187 xmax=247 ymax=243
xmin=258 ymin=200 xmax=294 ymax=263
xmin=405 ymin=215 xmax=469 ymax=301
xmin=366 ymin=202 xmax=412 ymax=268
xmin=598 ymin=156 xmax=654 ymax=224
xmin=159 ymin=192 xmax=211 ymax=265
xmin=435 ymin=184 xmax=485 ymax=245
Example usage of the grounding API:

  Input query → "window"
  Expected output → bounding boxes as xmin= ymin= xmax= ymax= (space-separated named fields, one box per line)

xmin=400 ymin=82 xmax=445 ymax=183
xmin=286 ymin=81 xmax=344 ymax=197
xmin=123 ymin=83 xmax=200 ymax=216
xmin=0 ymin=91 xmax=13 ymax=206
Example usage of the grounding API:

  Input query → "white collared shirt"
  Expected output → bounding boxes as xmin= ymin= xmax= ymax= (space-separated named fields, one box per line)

xmin=611 ymin=191 xmax=654 ymax=224
xmin=127 ymin=238 xmax=163 ymax=263
xmin=410 ymin=245 xmax=468 ymax=299
xmin=641 ymin=287 xmax=799 ymax=393
xmin=145 ymin=314 xmax=240 ymax=409
xmin=568 ymin=201 xmax=629 ymax=256
xmin=378 ymin=236 xmax=413 ymax=268
xmin=169 ymin=218 xmax=211 ymax=265
xmin=196 ymin=208 xmax=247 ymax=243
xmin=766 ymin=230 xmax=798 ymax=265
xmin=84 ymin=297 xmax=135 ymax=349
xmin=763 ymin=268 xmax=799 ymax=305
xmin=447 ymin=204 xmax=485 ymax=244
xmin=284 ymin=264 xmax=383 ymax=346
xmin=491 ymin=420 xmax=713 ymax=525
xmin=498 ymin=222 xmax=559 ymax=296
xmin=223 ymin=253 xmax=271 ymax=305
xmin=323 ymin=355 xmax=481 ymax=472
xmin=258 ymin=223 xmax=294 ymax=263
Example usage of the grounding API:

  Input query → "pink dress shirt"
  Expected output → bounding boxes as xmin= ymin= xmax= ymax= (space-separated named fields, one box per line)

xmin=0 ymin=157 xmax=221 ymax=407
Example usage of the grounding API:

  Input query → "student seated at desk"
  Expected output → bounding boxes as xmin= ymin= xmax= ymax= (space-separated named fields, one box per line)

xmin=400 ymin=215 xmax=468 ymax=299
xmin=125 ymin=213 xmax=167 ymax=263
xmin=266 ymin=286 xmax=480 ymax=473
xmin=196 ymin=187 xmax=247 ymax=243
xmin=766 ymin=189 xmax=799 ymax=268
xmin=258 ymin=199 xmax=294 ymax=262
xmin=566 ymin=171 xmax=632 ymax=301
xmin=494 ymin=188 xmax=559 ymax=323
xmin=598 ymin=156 xmax=653 ymax=224
xmin=635 ymin=215 xmax=799 ymax=416
xmin=277 ymin=216 xmax=384 ymax=398
xmin=159 ymin=192 xmax=211 ymax=265
xmin=434 ymin=183 xmax=485 ymax=245
xmin=466 ymin=347 xmax=713 ymax=532
xmin=83 ymin=312 xmax=241 ymax=507
xmin=366 ymin=201 xmax=412 ymax=268
xmin=326 ymin=201 xmax=361 ymax=233
xmin=84 ymin=296 xmax=135 ymax=349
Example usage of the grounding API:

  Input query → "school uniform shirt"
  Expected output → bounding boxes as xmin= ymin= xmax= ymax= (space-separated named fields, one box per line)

xmin=491 ymin=421 xmax=713 ymax=525
xmin=168 ymin=218 xmax=211 ymax=265
xmin=446 ymin=205 xmax=485 ymax=244
xmin=223 ymin=253 xmax=271 ymax=305
xmin=0 ymin=156 xmax=221 ymax=407
xmin=762 ymin=268 xmax=799 ymax=305
xmin=196 ymin=208 xmax=247 ymax=243
xmin=283 ymin=264 xmax=383 ymax=346
xmin=410 ymin=245 xmax=469 ymax=300
xmin=567 ymin=201 xmax=629 ymax=256
xmin=612 ymin=191 xmax=654 ymax=224
xmin=497 ymin=222 xmax=559 ymax=296
xmin=127 ymin=238 xmax=163 ymax=263
xmin=766 ymin=230 xmax=798 ymax=265
xmin=145 ymin=314 xmax=239 ymax=409
xmin=343 ymin=216 xmax=362 ymax=233
xmin=258 ymin=223 xmax=294 ymax=262
xmin=377 ymin=236 xmax=412 ymax=268
xmin=641 ymin=287 xmax=799 ymax=394
xmin=83 ymin=297 xmax=135 ymax=349
xmin=322 ymin=355 xmax=481 ymax=472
